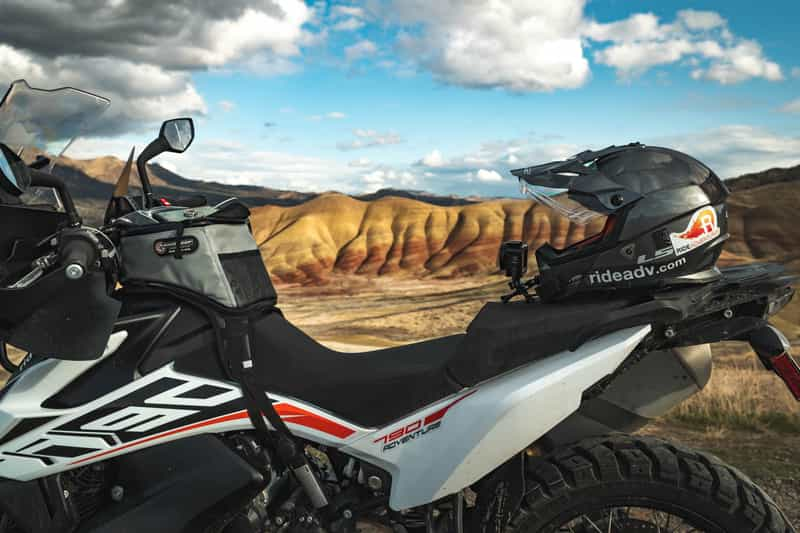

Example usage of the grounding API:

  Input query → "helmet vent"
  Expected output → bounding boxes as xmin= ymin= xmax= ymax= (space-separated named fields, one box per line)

xmin=652 ymin=228 xmax=671 ymax=249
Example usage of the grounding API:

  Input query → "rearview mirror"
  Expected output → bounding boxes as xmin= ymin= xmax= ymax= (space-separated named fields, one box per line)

xmin=136 ymin=117 xmax=196 ymax=208
xmin=160 ymin=118 xmax=195 ymax=153
xmin=0 ymin=143 xmax=31 ymax=196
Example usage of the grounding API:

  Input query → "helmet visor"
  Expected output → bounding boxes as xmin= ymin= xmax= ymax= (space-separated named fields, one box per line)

xmin=520 ymin=180 xmax=605 ymax=225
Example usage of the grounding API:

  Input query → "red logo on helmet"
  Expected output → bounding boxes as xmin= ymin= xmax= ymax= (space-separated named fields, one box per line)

xmin=676 ymin=207 xmax=717 ymax=240
xmin=670 ymin=207 xmax=720 ymax=256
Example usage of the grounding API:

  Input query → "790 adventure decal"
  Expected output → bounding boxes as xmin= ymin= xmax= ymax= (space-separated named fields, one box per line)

xmin=373 ymin=391 xmax=476 ymax=452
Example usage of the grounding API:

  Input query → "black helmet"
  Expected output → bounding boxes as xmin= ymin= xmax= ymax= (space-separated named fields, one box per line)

xmin=511 ymin=143 xmax=729 ymax=301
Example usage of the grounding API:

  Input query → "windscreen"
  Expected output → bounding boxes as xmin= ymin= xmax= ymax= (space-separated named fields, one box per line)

xmin=0 ymin=79 xmax=110 ymax=161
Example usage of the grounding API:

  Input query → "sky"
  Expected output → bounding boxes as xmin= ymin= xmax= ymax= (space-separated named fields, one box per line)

xmin=0 ymin=0 xmax=798 ymax=197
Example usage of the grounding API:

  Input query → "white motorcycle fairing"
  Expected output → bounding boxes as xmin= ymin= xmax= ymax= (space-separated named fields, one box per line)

xmin=346 ymin=325 xmax=650 ymax=509
xmin=0 ymin=325 xmax=650 ymax=511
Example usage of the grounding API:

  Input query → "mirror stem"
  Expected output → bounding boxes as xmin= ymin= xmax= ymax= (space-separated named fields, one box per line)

xmin=136 ymin=137 xmax=168 ymax=209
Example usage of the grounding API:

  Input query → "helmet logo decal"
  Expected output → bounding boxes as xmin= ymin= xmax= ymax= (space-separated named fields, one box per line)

xmin=670 ymin=207 xmax=720 ymax=256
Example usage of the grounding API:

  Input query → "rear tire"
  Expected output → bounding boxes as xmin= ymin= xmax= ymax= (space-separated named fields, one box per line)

xmin=509 ymin=434 xmax=795 ymax=533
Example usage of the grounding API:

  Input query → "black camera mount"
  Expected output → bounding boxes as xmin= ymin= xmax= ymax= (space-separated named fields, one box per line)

xmin=498 ymin=240 xmax=537 ymax=303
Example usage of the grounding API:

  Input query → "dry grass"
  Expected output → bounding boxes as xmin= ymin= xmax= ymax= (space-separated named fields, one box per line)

xmin=664 ymin=366 xmax=800 ymax=433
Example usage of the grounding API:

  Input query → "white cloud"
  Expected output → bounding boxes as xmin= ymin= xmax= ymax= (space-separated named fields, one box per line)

xmin=408 ymin=137 xmax=580 ymax=197
xmin=361 ymin=168 xmax=417 ymax=192
xmin=331 ymin=6 xmax=366 ymax=19
xmin=310 ymin=111 xmax=348 ymax=121
xmin=475 ymin=169 xmax=503 ymax=182
xmin=158 ymin=161 xmax=179 ymax=174
xmin=588 ymin=10 xmax=783 ymax=84
xmin=349 ymin=157 xmax=372 ymax=167
xmin=391 ymin=0 xmax=590 ymax=92
xmin=594 ymin=39 xmax=695 ymax=75
xmin=677 ymin=9 xmax=726 ymax=31
xmin=153 ymin=139 xmax=365 ymax=193
xmin=219 ymin=100 xmax=236 ymax=112
xmin=182 ymin=2 xmax=315 ymax=69
xmin=653 ymin=125 xmax=800 ymax=177
xmin=337 ymin=129 xmax=404 ymax=150
xmin=779 ymin=99 xmax=800 ymax=114
xmin=0 ymin=44 xmax=45 ymax=80
xmin=329 ymin=5 xmax=368 ymax=32
xmin=583 ymin=13 xmax=663 ymax=43
xmin=333 ymin=18 xmax=365 ymax=31
xmin=693 ymin=40 xmax=783 ymax=84
xmin=421 ymin=149 xmax=445 ymax=167
xmin=344 ymin=40 xmax=378 ymax=62
xmin=792 ymin=67 xmax=800 ymax=79
xmin=415 ymin=138 xmax=577 ymax=176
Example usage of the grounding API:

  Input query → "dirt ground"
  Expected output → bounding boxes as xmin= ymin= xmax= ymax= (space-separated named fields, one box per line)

xmin=276 ymin=276 xmax=800 ymax=525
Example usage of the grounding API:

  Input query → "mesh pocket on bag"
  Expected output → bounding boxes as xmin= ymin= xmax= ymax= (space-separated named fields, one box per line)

xmin=219 ymin=250 xmax=276 ymax=307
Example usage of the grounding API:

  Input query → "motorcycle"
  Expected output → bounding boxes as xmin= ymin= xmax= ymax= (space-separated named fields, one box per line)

xmin=0 ymin=79 xmax=796 ymax=533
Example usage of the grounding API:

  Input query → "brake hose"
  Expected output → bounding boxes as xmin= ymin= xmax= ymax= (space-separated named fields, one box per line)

xmin=0 ymin=342 xmax=18 ymax=374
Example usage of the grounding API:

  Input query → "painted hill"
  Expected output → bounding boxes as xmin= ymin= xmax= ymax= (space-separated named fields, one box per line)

xmin=250 ymin=195 xmax=606 ymax=283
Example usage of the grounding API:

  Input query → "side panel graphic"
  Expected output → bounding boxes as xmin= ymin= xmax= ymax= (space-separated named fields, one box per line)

xmin=0 ymin=366 xmax=369 ymax=481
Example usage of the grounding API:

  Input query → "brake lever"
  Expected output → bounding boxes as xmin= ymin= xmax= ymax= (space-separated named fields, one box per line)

xmin=7 ymin=253 xmax=58 ymax=289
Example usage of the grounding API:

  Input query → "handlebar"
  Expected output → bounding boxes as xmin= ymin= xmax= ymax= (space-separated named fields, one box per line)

xmin=59 ymin=231 xmax=99 ymax=280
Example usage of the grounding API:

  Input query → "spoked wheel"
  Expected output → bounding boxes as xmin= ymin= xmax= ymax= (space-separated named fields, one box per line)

xmin=504 ymin=435 xmax=795 ymax=533
xmin=554 ymin=506 xmax=719 ymax=532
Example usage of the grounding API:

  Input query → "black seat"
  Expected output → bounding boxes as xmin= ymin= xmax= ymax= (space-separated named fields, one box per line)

xmin=246 ymin=312 xmax=464 ymax=427
xmin=449 ymin=298 xmax=639 ymax=386
xmin=247 ymin=298 xmax=641 ymax=427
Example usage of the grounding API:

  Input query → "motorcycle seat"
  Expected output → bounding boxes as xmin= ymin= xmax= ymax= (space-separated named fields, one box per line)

xmin=449 ymin=297 xmax=641 ymax=386
xmin=240 ymin=312 xmax=464 ymax=428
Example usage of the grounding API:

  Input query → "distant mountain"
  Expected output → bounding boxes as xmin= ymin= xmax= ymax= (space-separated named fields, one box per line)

xmin=52 ymin=155 xmax=478 ymax=224
xmin=357 ymin=188 xmax=477 ymax=206
xmin=725 ymin=163 xmax=800 ymax=192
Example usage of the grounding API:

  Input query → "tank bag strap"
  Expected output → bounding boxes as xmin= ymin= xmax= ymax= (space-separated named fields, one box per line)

xmin=224 ymin=315 xmax=330 ymax=509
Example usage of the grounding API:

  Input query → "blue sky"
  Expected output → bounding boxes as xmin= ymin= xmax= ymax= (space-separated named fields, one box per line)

xmin=2 ymin=0 xmax=798 ymax=196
